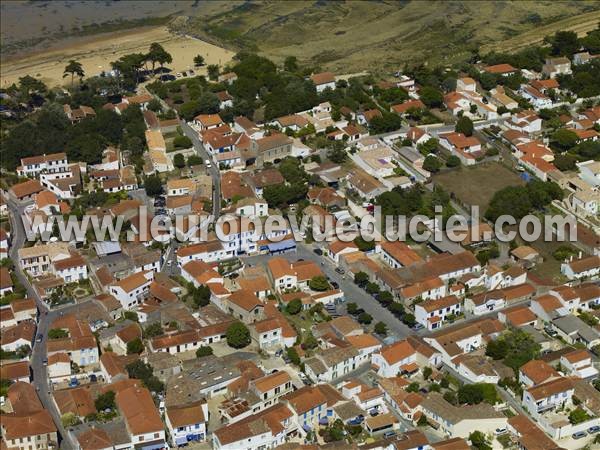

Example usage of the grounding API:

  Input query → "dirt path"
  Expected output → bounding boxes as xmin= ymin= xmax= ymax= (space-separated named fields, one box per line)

xmin=1 ymin=26 xmax=235 ymax=88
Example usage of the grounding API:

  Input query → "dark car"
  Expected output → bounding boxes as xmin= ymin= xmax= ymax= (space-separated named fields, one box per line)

xmin=331 ymin=281 xmax=339 ymax=289
xmin=313 ymin=248 xmax=323 ymax=256
xmin=335 ymin=267 xmax=345 ymax=275
xmin=588 ymin=426 xmax=600 ymax=434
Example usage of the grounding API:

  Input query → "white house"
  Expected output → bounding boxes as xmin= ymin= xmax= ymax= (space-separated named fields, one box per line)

xmin=371 ymin=336 xmax=441 ymax=378
xmin=561 ymin=255 xmax=600 ymax=280
xmin=108 ymin=270 xmax=154 ymax=309
xmin=522 ymin=377 xmax=574 ymax=420
xmin=560 ymin=349 xmax=599 ymax=379
xmin=166 ymin=401 xmax=209 ymax=446
xmin=414 ymin=295 xmax=462 ymax=331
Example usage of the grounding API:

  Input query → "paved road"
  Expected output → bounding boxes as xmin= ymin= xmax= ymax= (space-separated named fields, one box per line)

xmin=244 ymin=243 xmax=415 ymax=340
xmin=180 ymin=120 xmax=222 ymax=218
xmin=7 ymin=199 xmax=77 ymax=450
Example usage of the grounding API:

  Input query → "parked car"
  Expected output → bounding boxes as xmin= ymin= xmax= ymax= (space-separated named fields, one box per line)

xmin=89 ymin=374 xmax=98 ymax=383
xmin=313 ymin=248 xmax=323 ymax=256
xmin=36 ymin=334 xmax=43 ymax=343
xmin=588 ymin=425 xmax=600 ymax=434
xmin=413 ymin=323 xmax=425 ymax=331
xmin=331 ymin=281 xmax=339 ymax=289
xmin=572 ymin=431 xmax=587 ymax=439
xmin=205 ymin=159 xmax=212 ymax=168
xmin=335 ymin=267 xmax=345 ymax=275
xmin=383 ymin=431 xmax=396 ymax=439
xmin=544 ymin=326 xmax=557 ymax=337
xmin=495 ymin=428 xmax=508 ymax=435
xmin=42 ymin=358 xmax=48 ymax=366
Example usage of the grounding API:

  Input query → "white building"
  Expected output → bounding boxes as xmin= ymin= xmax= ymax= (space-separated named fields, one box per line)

xmin=108 ymin=270 xmax=154 ymax=309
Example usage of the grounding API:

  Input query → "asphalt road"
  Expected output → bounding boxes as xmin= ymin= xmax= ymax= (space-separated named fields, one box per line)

xmin=180 ymin=120 xmax=222 ymax=218
xmin=244 ymin=242 xmax=415 ymax=340
xmin=7 ymin=199 xmax=77 ymax=449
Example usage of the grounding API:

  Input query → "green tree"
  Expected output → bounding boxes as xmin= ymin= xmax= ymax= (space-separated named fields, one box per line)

xmin=173 ymin=135 xmax=192 ymax=149
xmin=147 ymin=42 xmax=172 ymax=73
xmin=144 ymin=174 xmax=163 ymax=196
xmin=61 ymin=412 xmax=81 ymax=428
xmin=196 ymin=346 xmax=214 ymax=357
xmin=143 ymin=322 xmax=163 ymax=338
xmin=48 ymin=329 xmax=68 ymax=339
xmin=226 ymin=322 xmax=251 ymax=348
xmin=173 ymin=153 xmax=186 ymax=168
xmin=286 ymin=298 xmax=303 ymax=315
xmin=423 ymin=155 xmax=442 ymax=173
xmin=193 ymin=54 xmax=205 ymax=67
xmin=284 ymin=56 xmax=299 ymax=72
xmin=94 ymin=390 xmax=116 ymax=411
xmin=354 ymin=272 xmax=369 ymax=286
xmin=402 ymin=313 xmax=416 ymax=327
xmin=63 ymin=60 xmax=85 ymax=89
xmin=187 ymin=155 xmax=203 ymax=166
xmin=309 ymin=275 xmax=330 ymax=291
xmin=419 ymin=86 xmax=443 ymax=108
xmin=287 ymin=347 xmax=301 ymax=365
xmin=455 ymin=116 xmax=474 ymax=136
xmin=485 ymin=329 xmax=541 ymax=373
xmin=127 ymin=338 xmax=144 ymax=354
xmin=191 ymin=285 xmax=211 ymax=308
xmin=469 ymin=431 xmax=492 ymax=450
xmin=354 ymin=236 xmax=375 ymax=252
xmin=374 ymin=321 xmax=387 ymax=335
xmin=302 ymin=334 xmax=319 ymax=350
xmin=366 ymin=282 xmax=380 ymax=295
xmin=553 ymin=153 xmax=577 ymax=171
xmin=552 ymin=128 xmax=578 ymax=151
xmin=122 ymin=311 xmax=139 ymax=322
xmin=18 ymin=75 xmax=46 ymax=99
xmin=446 ymin=155 xmax=461 ymax=167
xmin=125 ymin=360 xmax=164 ymax=393
xmin=423 ymin=366 xmax=433 ymax=380
xmin=346 ymin=302 xmax=359 ymax=315
xmin=568 ymin=407 xmax=590 ymax=424
xmin=207 ymin=64 xmax=220 ymax=81
xmin=358 ymin=312 xmax=372 ymax=324
xmin=547 ymin=30 xmax=580 ymax=56
xmin=406 ymin=382 xmax=420 ymax=393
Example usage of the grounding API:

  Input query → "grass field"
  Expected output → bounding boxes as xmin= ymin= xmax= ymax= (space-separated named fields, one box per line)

xmin=433 ymin=163 xmax=525 ymax=212
xmin=173 ymin=1 xmax=600 ymax=72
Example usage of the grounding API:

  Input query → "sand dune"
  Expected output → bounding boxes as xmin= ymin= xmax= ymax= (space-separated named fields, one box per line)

xmin=1 ymin=26 xmax=235 ymax=88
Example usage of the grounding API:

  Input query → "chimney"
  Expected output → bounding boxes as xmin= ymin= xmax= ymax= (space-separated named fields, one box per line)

xmin=578 ymin=251 xmax=582 ymax=259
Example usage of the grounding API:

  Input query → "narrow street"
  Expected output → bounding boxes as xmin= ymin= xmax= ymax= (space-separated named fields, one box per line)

xmin=180 ymin=120 xmax=222 ymax=218
xmin=7 ymin=199 xmax=77 ymax=450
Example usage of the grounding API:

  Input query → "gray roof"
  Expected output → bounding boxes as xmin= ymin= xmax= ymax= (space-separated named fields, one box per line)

xmin=305 ymin=357 xmax=327 ymax=375
xmin=397 ymin=146 xmax=423 ymax=163
xmin=98 ymin=320 xmax=136 ymax=341
xmin=333 ymin=401 xmax=365 ymax=421
xmin=70 ymin=418 xmax=130 ymax=447
xmin=420 ymin=392 xmax=504 ymax=425
xmin=552 ymin=315 xmax=600 ymax=343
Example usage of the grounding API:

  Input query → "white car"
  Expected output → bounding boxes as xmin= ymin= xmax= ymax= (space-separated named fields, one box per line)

xmin=205 ymin=159 xmax=212 ymax=168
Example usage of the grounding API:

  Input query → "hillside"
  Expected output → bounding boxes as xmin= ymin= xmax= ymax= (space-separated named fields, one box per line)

xmin=173 ymin=0 xmax=600 ymax=73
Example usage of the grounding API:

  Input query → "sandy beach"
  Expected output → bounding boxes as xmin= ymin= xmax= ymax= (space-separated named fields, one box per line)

xmin=1 ymin=26 xmax=235 ymax=89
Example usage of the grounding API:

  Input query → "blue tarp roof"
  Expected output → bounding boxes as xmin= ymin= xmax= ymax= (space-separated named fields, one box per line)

xmin=267 ymin=239 xmax=296 ymax=251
